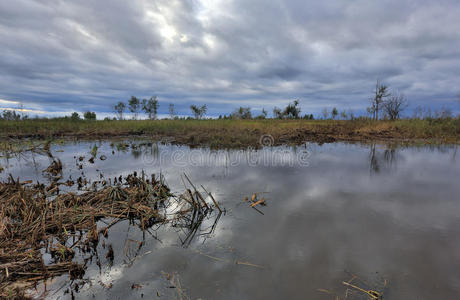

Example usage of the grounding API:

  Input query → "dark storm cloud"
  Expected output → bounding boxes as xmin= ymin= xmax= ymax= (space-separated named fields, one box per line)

xmin=0 ymin=0 xmax=459 ymax=117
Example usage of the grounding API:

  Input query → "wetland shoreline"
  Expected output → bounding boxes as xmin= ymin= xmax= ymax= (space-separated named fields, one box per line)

xmin=1 ymin=119 xmax=459 ymax=148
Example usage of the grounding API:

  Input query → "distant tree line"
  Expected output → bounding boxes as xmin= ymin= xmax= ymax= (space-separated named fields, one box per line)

xmin=112 ymin=96 xmax=208 ymax=120
xmin=2 ymin=83 xmax=459 ymax=121
xmin=113 ymin=96 xmax=160 ymax=120
xmin=0 ymin=110 xmax=23 ymax=121
xmin=220 ymin=100 xmax=313 ymax=120
xmin=66 ymin=111 xmax=96 ymax=121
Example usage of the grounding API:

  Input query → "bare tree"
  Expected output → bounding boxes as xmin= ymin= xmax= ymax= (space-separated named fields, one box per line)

xmin=283 ymin=100 xmax=301 ymax=119
xmin=18 ymin=102 xmax=25 ymax=120
xmin=231 ymin=107 xmax=252 ymax=119
xmin=260 ymin=108 xmax=268 ymax=119
xmin=436 ymin=106 xmax=453 ymax=119
xmin=169 ymin=103 xmax=175 ymax=119
xmin=412 ymin=105 xmax=423 ymax=119
xmin=270 ymin=100 xmax=301 ymax=119
xmin=142 ymin=96 xmax=159 ymax=120
xmin=369 ymin=80 xmax=391 ymax=120
xmin=347 ymin=109 xmax=355 ymax=120
xmin=383 ymin=92 xmax=408 ymax=120
xmin=114 ymin=101 xmax=126 ymax=120
xmin=190 ymin=105 xmax=199 ymax=119
xmin=331 ymin=107 xmax=338 ymax=120
xmin=321 ymin=108 xmax=328 ymax=119
xmin=190 ymin=104 xmax=207 ymax=119
xmin=128 ymin=96 xmax=140 ymax=119
xmin=273 ymin=107 xmax=283 ymax=119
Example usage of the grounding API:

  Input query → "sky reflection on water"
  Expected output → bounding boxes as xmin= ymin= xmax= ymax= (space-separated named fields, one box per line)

xmin=1 ymin=141 xmax=459 ymax=299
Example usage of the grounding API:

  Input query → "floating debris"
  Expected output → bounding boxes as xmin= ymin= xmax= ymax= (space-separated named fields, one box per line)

xmin=43 ymin=158 xmax=62 ymax=177
xmin=318 ymin=272 xmax=387 ymax=300
xmin=191 ymin=249 xmax=264 ymax=269
xmin=131 ymin=283 xmax=142 ymax=290
xmin=250 ymin=198 xmax=266 ymax=208
xmin=161 ymin=271 xmax=190 ymax=300
xmin=342 ymin=281 xmax=383 ymax=299
xmin=244 ymin=193 xmax=267 ymax=215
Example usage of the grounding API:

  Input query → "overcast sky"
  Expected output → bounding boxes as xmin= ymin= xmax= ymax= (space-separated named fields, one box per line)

xmin=1 ymin=0 xmax=460 ymax=118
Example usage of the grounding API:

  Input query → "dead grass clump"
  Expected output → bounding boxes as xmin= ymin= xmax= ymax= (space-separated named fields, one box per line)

xmin=0 ymin=172 xmax=220 ymax=298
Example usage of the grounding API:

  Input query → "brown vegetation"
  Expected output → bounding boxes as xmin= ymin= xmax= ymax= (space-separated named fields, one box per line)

xmin=1 ymin=118 xmax=459 ymax=148
xmin=0 ymin=171 xmax=221 ymax=298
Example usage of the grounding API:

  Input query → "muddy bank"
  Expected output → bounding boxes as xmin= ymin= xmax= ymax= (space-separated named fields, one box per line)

xmin=1 ymin=127 xmax=456 ymax=149
xmin=1 ymin=119 xmax=459 ymax=148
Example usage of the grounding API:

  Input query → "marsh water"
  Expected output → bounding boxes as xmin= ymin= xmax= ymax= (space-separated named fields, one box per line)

xmin=1 ymin=141 xmax=460 ymax=299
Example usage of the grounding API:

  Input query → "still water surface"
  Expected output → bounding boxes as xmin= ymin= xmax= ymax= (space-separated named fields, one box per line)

xmin=1 ymin=141 xmax=460 ymax=299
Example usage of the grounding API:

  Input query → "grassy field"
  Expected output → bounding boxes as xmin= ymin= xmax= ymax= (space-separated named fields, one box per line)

xmin=1 ymin=118 xmax=459 ymax=147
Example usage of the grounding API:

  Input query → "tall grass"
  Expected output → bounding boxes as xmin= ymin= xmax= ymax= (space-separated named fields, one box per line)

xmin=1 ymin=118 xmax=459 ymax=144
